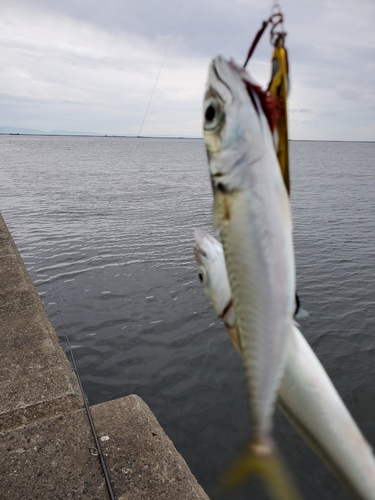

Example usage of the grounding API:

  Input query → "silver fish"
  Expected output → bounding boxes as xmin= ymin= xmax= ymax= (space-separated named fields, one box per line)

xmin=203 ymin=55 xmax=298 ymax=497
xmin=195 ymin=228 xmax=375 ymax=500
xmin=204 ymin=55 xmax=294 ymax=442
xmin=194 ymin=229 xmax=238 ymax=351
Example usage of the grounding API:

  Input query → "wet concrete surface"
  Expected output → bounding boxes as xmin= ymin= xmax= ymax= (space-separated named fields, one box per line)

xmin=0 ymin=213 xmax=208 ymax=499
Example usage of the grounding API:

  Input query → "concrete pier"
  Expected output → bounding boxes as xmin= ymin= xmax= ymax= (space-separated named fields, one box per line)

xmin=0 ymin=214 xmax=208 ymax=499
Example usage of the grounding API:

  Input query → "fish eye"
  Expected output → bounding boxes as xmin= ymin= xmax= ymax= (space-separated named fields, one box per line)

xmin=204 ymin=98 xmax=224 ymax=131
xmin=198 ymin=266 xmax=208 ymax=285
xmin=205 ymin=105 xmax=215 ymax=122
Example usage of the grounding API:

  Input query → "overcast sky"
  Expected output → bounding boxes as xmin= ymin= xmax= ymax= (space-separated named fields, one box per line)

xmin=1 ymin=0 xmax=374 ymax=140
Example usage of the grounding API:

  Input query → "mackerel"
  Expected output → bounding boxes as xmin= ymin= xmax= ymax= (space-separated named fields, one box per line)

xmin=203 ymin=56 xmax=297 ymax=498
xmin=194 ymin=228 xmax=375 ymax=500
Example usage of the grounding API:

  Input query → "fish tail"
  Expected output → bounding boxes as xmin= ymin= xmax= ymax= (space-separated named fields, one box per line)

xmin=219 ymin=440 xmax=302 ymax=500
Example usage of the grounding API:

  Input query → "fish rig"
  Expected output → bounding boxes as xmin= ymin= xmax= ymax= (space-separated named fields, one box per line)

xmin=243 ymin=2 xmax=290 ymax=195
xmin=244 ymin=2 xmax=301 ymax=317
xmin=242 ymin=0 xmax=303 ymax=338
xmin=197 ymin=4 xmax=375 ymax=500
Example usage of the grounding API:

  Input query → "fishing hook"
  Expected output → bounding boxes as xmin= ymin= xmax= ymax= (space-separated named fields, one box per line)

xmin=243 ymin=8 xmax=286 ymax=68
xmin=269 ymin=13 xmax=286 ymax=46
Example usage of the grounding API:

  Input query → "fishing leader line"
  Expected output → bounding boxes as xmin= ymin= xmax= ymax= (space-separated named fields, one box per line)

xmin=137 ymin=36 xmax=171 ymax=137
xmin=48 ymin=279 xmax=116 ymax=500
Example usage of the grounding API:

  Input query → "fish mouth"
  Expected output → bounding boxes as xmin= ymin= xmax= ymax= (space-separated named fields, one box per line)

xmin=211 ymin=57 xmax=234 ymax=96
xmin=209 ymin=56 xmax=265 ymax=120
xmin=193 ymin=229 xmax=208 ymax=265
xmin=208 ymin=56 xmax=254 ymax=102
xmin=205 ymin=56 xmax=235 ymax=103
xmin=194 ymin=229 xmax=221 ymax=264
xmin=203 ymin=58 xmax=232 ymax=115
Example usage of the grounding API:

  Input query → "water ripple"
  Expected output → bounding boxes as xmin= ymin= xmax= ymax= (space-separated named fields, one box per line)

xmin=1 ymin=136 xmax=375 ymax=499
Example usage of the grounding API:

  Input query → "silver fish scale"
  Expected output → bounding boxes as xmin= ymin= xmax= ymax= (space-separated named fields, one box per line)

xmin=220 ymin=190 xmax=291 ymax=438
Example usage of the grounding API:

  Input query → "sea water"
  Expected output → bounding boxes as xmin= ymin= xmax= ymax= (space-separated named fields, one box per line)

xmin=1 ymin=135 xmax=375 ymax=499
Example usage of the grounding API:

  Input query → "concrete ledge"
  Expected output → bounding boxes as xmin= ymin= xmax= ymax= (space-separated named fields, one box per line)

xmin=0 ymin=212 xmax=208 ymax=498
xmin=0 ymin=395 xmax=209 ymax=499
xmin=91 ymin=395 xmax=208 ymax=499
xmin=0 ymin=394 xmax=82 ymax=436
xmin=1 ymin=406 xmax=107 ymax=499
xmin=0 ymin=213 xmax=82 ymax=432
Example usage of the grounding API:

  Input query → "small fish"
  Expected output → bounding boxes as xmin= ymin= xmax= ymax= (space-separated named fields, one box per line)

xmin=194 ymin=229 xmax=239 ymax=352
xmin=195 ymin=228 xmax=375 ymax=500
xmin=203 ymin=56 xmax=298 ymax=498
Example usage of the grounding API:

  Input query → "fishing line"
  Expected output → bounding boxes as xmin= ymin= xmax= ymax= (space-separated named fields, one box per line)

xmin=48 ymin=279 xmax=116 ymax=500
xmin=137 ymin=36 xmax=171 ymax=137
xmin=243 ymin=11 xmax=284 ymax=68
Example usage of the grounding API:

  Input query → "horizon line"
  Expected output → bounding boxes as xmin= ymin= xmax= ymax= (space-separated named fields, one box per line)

xmin=1 ymin=132 xmax=374 ymax=143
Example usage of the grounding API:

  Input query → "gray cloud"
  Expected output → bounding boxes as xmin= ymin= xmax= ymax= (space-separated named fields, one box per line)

xmin=0 ymin=0 xmax=374 ymax=139
xmin=290 ymin=108 xmax=313 ymax=114
xmin=338 ymin=89 xmax=365 ymax=102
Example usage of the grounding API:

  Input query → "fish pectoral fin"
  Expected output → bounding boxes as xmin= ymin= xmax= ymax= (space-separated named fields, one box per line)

xmin=226 ymin=326 xmax=242 ymax=354
xmin=219 ymin=441 xmax=302 ymax=500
